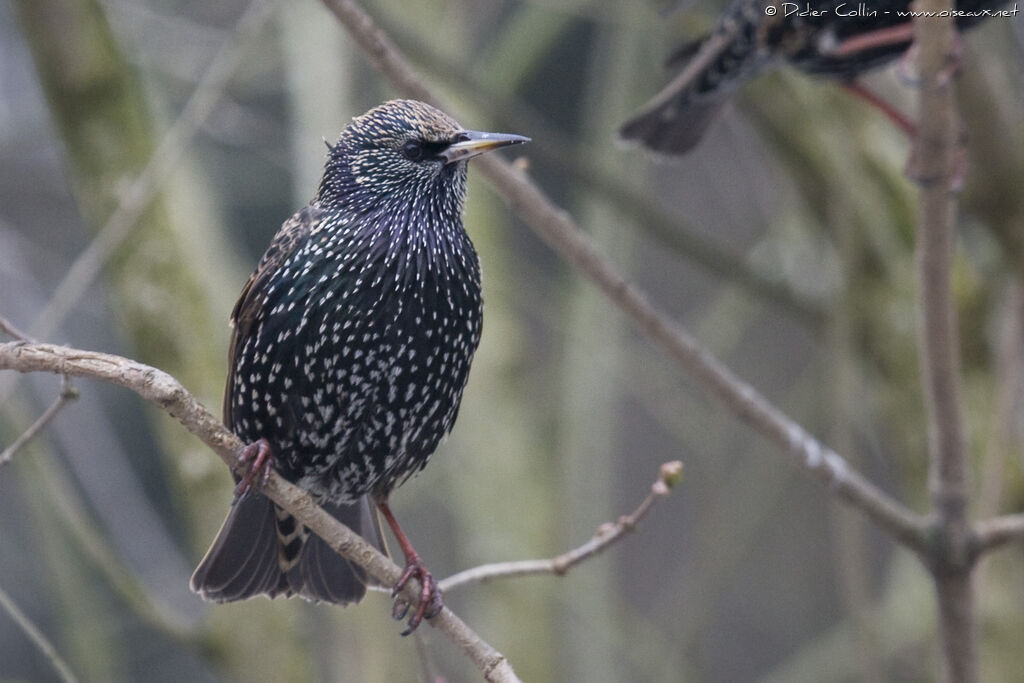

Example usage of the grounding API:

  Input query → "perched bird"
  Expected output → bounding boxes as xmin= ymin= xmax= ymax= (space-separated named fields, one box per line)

xmin=620 ymin=0 xmax=1006 ymax=154
xmin=191 ymin=99 xmax=528 ymax=633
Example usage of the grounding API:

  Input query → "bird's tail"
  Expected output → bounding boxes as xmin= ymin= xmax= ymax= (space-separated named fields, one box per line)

xmin=190 ymin=493 xmax=384 ymax=604
xmin=619 ymin=20 xmax=769 ymax=155
xmin=619 ymin=86 xmax=731 ymax=156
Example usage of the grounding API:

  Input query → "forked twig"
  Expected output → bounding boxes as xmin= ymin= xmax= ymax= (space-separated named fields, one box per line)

xmin=441 ymin=462 xmax=683 ymax=592
xmin=0 ymin=315 xmax=35 ymax=343
xmin=0 ymin=374 xmax=77 ymax=468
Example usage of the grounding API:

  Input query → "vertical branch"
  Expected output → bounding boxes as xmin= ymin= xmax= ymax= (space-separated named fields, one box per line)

xmin=913 ymin=6 xmax=973 ymax=683
xmin=915 ymin=9 xmax=967 ymax=537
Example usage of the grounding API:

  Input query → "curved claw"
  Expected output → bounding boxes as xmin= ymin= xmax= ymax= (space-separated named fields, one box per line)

xmin=232 ymin=438 xmax=274 ymax=503
xmin=393 ymin=558 xmax=444 ymax=635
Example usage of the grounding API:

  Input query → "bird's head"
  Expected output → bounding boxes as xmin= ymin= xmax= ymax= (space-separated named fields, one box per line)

xmin=319 ymin=99 xmax=528 ymax=212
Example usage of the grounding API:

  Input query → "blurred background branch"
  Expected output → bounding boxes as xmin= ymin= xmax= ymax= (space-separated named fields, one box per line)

xmin=11 ymin=0 xmax=277 ymax=351
xmin=0 ymin=584 xmax=79 ymax=683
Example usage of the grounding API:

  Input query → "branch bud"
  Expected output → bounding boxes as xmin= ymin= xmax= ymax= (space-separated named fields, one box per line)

xmin=658 ymin=460 xmax=684 ymax=489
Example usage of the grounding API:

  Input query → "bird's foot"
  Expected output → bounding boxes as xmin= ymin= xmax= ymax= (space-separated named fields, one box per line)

xmin=232 ymin=438 xmax=274 ymax=503
xmin=377 ymin=500 xmax=443 ymax=634
xmin=391 ymin=556 xmax=443 ymax=635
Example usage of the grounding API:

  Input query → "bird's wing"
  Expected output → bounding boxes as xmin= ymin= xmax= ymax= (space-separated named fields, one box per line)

xmin=223 ymin=205 xmax=321 ymax=427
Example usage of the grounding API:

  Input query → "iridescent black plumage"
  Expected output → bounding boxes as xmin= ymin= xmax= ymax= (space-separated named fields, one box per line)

xmin=191 ymin=100 xmax=528 ymax=628
xmin=620 ymin=0 xmax=1006 ymax=154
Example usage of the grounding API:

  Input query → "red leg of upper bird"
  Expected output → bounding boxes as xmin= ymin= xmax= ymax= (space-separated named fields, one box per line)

xmin=840 ymin=81 xmax=916 ymax=136
xmin=830 ymin=23 xmax=916 ymax=58
xmin=831 ymin=20 xmax=965 ymax=84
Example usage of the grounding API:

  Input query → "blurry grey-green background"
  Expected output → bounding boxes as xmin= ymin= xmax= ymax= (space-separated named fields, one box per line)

xmin=2 ymin=0 xmax=1023 ymax=681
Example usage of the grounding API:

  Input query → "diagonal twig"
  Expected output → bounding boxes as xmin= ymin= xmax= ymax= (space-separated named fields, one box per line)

xmin=1 ymin=315 xmax=77 ymax=468
xmin=440 ymin=462 xmax=683 ymax=592
xmin=317 ymin=0 xmax=928 ymax=555
xmin=0 ymin=374 xmax=77 ymax=468
xmin=0 ymin=315 xmax=35 ymax=343
xmin=0 ymin=583 xmax=79 ymax=683
xmin=0 ymin=341 xmax=520 ymax=683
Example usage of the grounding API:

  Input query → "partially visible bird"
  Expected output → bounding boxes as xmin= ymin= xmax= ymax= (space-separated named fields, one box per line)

xmin=620 ymin=0 xmax=1006 ymax=154
xmin=190 ymin=99 xmax=529 ymax=633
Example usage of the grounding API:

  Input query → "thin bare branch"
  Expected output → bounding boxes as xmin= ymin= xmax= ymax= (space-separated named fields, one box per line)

xmin=318 ymin=0 xmax=928 ymax=555
xmin=0 ymin=315 xmax=35 ymax=342
xmin=441 ymin=462 xmax=683 ymax=592
xmin=915 ymin=9 xmax=969 ymax=547
xmin=0 ymin=583 xmax=79 ymax=683
xmin=0 ymin=341 xmax=520 ymax=683
xmin=0 ymin=374 xmax=77 ymax=468
xmin=30 ymin=448 xmax=199 ymax=641
xmin=25 ymin=0 xmax=279 ymax=344
xmin=973 ymin=514 xmax=1024 ymax=554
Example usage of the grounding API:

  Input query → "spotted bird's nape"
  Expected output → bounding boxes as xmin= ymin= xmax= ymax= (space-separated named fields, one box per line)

xmin=191 ymin=100 xmax=529 ymax=634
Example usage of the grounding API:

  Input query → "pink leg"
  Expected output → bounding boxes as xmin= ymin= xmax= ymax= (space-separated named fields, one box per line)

xmin=378 ymin=501 xmax=443 ymax=635
xmin=841 ymin=81 xmax=916 ymax=136
xmin=839 ymin=81 xmax=965 ymax=190
xmin=831 ymin=21 xmax=964 ymax=86
xmin=232 ymin=438 xmax=274 ymax=503
xmin=830 ymin=23 xmax=916 ymax=58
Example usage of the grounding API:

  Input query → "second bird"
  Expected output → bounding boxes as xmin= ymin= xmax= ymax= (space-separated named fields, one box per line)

xmin=620 ymin=0 xmax=1005 ymax=154
xmin=191 ymin=99 xmax=529 ymax=633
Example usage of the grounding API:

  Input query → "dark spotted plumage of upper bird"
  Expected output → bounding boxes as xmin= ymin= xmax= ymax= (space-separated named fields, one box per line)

xmin=620 ymin=0 xmax=1006 ymax=154
xmin=191 ymin=99 xmax=528 ymax=632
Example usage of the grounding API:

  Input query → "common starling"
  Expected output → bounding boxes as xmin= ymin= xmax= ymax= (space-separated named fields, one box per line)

xmin=191 ymin=99 xmax=528 ymax=633
xmin=620 ymin=0 xmax=1006 ymax=154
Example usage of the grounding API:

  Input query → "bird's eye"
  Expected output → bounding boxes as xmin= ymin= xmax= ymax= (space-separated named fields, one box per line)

xmin=402 ymin=140 xmax=425 ymax=161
